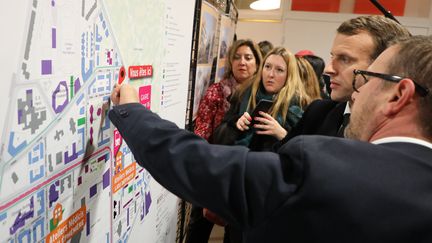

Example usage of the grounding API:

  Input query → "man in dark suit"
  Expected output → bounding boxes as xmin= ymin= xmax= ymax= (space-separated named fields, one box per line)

xmin=109 ymin=35 xmax=431 ymax=243
xmin=281 ymin=15 xmax=411 ymax=143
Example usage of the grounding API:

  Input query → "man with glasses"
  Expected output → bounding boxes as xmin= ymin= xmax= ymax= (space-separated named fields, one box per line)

xmin=352 ymin=69 xmax=429 ymax=96
xmin=347 ymin=37 xmax=430 ymax=141
xmin=275 ymin=15 xmax=411 ymax=146
xmin=109 ymin=35 xmax=432 ymax=242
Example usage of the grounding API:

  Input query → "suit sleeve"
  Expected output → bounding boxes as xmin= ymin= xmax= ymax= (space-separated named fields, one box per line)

xmin=109 ymin=103 xmax=300 ymax=229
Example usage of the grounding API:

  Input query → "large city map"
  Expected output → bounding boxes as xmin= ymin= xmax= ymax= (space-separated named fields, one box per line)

xmin=0 ymin=0 xmax=195 ymax=242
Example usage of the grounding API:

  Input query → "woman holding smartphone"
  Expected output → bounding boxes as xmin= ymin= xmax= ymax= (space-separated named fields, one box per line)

xmin=186 ymin=39 xmax=262 ymax=243
xmin=213 ymin=47 xmax=312 ymax=151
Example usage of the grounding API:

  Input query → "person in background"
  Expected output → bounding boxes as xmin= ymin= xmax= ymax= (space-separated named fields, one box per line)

xmin=108 ymin=35 xmax=432 ymax=243
xmin=212 ymin=47 xmax=311 ymax=151
xmin=194 ymin=39 xmax=262 ymax=141
xmin=295 ymin=55 xmax=322 ymax=101
xmin=275 ymin=15 xmax=411 ymax=145
xmin=212 ymin=46 xmax=304 ymax=242
xmin=296 ymin=50 xmax=329 ymax=99
xmin=187 ymin=39 xmax=262 ymax=243
xmin=258 ymin=40 xmax=274 ymax=57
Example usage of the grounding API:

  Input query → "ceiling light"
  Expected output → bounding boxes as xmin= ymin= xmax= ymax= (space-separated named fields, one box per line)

xmin=250 ymin=0 xmax=281 ymax=11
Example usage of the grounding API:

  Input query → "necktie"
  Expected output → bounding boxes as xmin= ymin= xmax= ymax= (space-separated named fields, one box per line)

xmin=337 ymin=113 xmax=350 ymax=137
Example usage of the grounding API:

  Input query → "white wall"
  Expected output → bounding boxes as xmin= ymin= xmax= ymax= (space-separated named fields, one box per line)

xmin=285 ymin=12 xmax=431 ymax=62
xmin=236 ymin=9 xmax=432 ymax=63
xmin=235 ymin=21 xmax=284 ymax=46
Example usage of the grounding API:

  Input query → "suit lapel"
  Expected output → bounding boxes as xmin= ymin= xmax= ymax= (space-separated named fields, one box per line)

xmin=317 ymin=102 xmax=346 ymax=136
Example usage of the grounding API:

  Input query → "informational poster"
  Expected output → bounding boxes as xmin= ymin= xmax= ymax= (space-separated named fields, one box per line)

xmin=0 ymin=0 xmax=195 ymax=242
xmin=215 ymin=14 xmax=236 ymax=83
xmin=193 ymin=1 xmax=220 ymax=119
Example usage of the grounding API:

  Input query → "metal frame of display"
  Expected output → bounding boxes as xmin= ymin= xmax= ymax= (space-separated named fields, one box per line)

xmin=178 ymin=1 xmax=238 ymax=242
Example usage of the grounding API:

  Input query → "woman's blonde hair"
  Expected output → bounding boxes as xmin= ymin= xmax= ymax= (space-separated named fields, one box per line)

xmin=296 ymin=56 xmax=322 ymax=101
xmin=239 ymin=47 xmax=312 ymax=124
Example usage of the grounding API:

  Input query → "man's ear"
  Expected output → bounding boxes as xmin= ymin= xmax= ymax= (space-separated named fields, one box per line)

xmin=383 ymin=79 xmax=416 ymax=116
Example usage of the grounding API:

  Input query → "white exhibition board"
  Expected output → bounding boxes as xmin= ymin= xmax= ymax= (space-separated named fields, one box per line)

xmin=0 ymin=0 xmax=195 ymax=242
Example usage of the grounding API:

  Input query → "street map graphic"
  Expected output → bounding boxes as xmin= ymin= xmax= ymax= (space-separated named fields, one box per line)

xmin=0 ymin=0 xmax=195 ymax=242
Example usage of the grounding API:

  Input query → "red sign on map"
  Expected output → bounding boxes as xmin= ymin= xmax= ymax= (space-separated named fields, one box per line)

xmin=139 ymin=85 xmax=152 ymax=109
xmin=118 ymin=66 xmax=126 ymax=84
xmin=128 ymin=65 xmax=153 ymax=79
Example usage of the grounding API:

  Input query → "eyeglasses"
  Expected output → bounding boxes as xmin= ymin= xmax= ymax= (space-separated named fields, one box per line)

xmin=352 ymin=69 xmax=429 ymax=97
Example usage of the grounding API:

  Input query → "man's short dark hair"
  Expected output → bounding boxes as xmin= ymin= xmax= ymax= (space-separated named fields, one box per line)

xmin=337 ymin=15 xmax=411 ymax=61
xmin=387 ymin=35 xmax=432 ymax=136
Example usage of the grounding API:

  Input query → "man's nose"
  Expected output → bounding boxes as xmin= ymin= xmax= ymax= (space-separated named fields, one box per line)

xmin=324 ymin=59 xmax=335 ymax=75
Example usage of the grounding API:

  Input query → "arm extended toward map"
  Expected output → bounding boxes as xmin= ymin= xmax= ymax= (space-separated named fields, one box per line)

xmin=107 ymin=84 xmax=298 ymax=229
xmin=110 ymin=84 xmax=139 ymax=106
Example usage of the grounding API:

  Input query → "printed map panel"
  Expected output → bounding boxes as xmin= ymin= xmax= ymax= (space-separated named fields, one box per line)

xmin=0 ymin=0 xmax=195 ymax=242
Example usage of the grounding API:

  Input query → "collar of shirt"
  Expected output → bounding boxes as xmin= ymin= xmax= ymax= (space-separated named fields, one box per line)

xmin=372 ymin=136 xmax=432 ymax=149
xmin=343 ymin=102 xmax=351 ymax=115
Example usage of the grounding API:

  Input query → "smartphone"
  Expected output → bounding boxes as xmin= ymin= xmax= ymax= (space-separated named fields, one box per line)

xmin=250 ymin=99 xmax=273 ymax=125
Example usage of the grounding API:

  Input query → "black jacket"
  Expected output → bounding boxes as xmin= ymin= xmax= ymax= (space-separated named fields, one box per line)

xmin=273 ymin=99 xmax=346 ymax=151
xmin=109 ymin=103 xmax=432 ymax=243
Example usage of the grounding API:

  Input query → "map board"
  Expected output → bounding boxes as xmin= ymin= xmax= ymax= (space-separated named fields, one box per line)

xmin=0 ymin=0 xmax=195 ymax=242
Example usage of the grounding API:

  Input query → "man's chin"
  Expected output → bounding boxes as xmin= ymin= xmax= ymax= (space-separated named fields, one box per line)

xmin=330 ymin=89 xmax=351 ymax=103
xmin=330 ymin=92 xmax=349 ymax=102
xmin=344 ymin=126 xmax=359 ymax=140
xmin=345 ymin=127 xmax=370 ymax=142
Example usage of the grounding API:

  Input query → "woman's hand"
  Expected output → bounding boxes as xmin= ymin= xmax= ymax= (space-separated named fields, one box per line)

xmin=236 ymin=112 xmax=252 ymax=131
xmin=253 ymin=111 xmax=287 ymax=140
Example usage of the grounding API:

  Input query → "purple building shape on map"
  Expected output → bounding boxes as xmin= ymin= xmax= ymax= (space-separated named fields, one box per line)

xmin=90 ymin=184 xmax=97 ymax=198
xmin=52 ymin=28 xmax=56 ymax=48
xmin=103 ymin=169 xmax=110 ymax=189
xmin=41 ymin=60 xmax=52 ymax=75
xmin=74 ymin=78 xmax=81 ymax=94
xmin=64 ymin=142 xmax=78 ymax=164
xmin=52 ymin=81 xmax=69 ymax=113
xmin=49 ymin=181 xmax=60 ymax=207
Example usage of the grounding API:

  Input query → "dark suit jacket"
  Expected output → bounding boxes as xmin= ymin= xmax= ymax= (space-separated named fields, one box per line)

xmin=274 ymin=99 xmax=346 ymax=151
xmin=109 ymin=103 xmax=432 ymax=243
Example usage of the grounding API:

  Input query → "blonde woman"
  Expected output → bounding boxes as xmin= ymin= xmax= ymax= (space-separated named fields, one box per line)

xmin=296 ymin=56 xmax=322 ymax=101
xmin=213 ymin=47 xmax=312 ymax=151
xmin=187 ymin=39 xmax=262 ymax=243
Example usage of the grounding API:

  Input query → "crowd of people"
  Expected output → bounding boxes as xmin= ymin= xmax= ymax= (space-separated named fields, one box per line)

xmin=108 ymin=15 xmax=432 ymax=243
